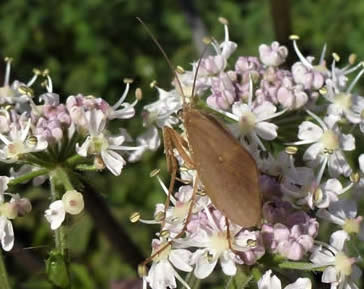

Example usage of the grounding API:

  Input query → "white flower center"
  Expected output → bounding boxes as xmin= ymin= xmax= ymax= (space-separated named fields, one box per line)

xmin=342 ymin=218 xmax=361 ymax=234
xmin=239 ymin=111 xmax=256 ymax=135
xmin=320 ymin=130 xmax=339 ymax=153
xmin=335 ymin=93 xmax=352 ymax=110
xmin=172 ymin=201 xmax=190 ymax=220
xmin=209 ymin=232 xmax=229 ymax=255
xmin=335 ymin=252 xmax=353 ymax=276
xmin=7 ymin=141 xmax=26 ymax=158
xmin=89 ymin=134 xmax=108 ymax=154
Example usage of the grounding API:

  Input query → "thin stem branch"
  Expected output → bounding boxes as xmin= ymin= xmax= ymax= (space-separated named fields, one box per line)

xmin=8 ymin=168 xmax=48 ymax=187
xmin=0 ymin=250 xmax=11 ymax=289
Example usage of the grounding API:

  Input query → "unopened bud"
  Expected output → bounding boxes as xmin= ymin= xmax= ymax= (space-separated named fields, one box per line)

xmin=62 ymin=190 xmax=84 ymax=215
xmin=129 ymin=212 xmax=141 ymax=223
xmin=12 ymin=197 xmax=32 ymax=216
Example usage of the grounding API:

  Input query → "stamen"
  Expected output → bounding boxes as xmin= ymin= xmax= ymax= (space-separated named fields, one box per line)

xmin=129 ymin=212 xmax=141 ymax=223
xmin=290 ymin=37 xmax=313 ymax=69
xmin=113 ymin=82 xmax=130 ymax=109
xmin=4 ymin=57 xmax=13 ymax=86
xmin=347 ymin=68 xmax=364 ymax=93
xmin=305 ymin=109 xmax=328 ymax=131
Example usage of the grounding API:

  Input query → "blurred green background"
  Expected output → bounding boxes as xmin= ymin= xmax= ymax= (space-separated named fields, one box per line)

xmin=1 ymin=0 xmax=364 ymax=288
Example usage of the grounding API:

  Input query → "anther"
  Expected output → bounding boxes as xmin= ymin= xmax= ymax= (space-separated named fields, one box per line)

xmin=176 ymin=66 xmax=185 ymax=74
xmin=4 ymin=57 xmax=13 ymax=63
xmin=285 ymin=146 xmax=298 ymax=155
xmin=138 ymin=264 xmax=148 ymax=277
xmin=160 ymin=230 xmax=170 ymax=239
xmin=32 ymin=68 xmax=42 ymax=75
xmin=247 ymin=239 xmax=257 ymax=247
xmin=319 ymin=87 xmax=328 ymax=95
xmin=350 ymin=172 xmax=360 ymax=183
xmin=349 ymin=54 xmax=357 ymax=65
xmin=17 ymin=85 xmax=34 ymax=97
xmin=289 ymin=35 xmax=300 ymax=40
xmin=332 ymin=52 xmax=340 ymax=62
xmin=129 ymin=212 xmax=141 ymax=223
xmin=123 ymin=78 xmax=134 ymax=84
xmin=218 ymin=17 xmax=229 ymax=25
xmin=202 ymin=37 xmax=212 ymax=45
xmin=154 ymin=211 xmax=165 ymax=222
xmin=26 ymin=136 xmax=38 ymax=147
xmin=150 ymin=168 xmax=160 ymax=177
xmin=42 ymin=69 xmax=50 ymax=76
xmin=135 ymin=88 xmax=143 ymax=101
xmin=150 ymin=80 xmax=157 ymax=88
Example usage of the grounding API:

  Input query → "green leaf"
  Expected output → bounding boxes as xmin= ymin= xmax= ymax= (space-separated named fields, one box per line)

xmin=46 ymin=250 xmax=70 ymax=288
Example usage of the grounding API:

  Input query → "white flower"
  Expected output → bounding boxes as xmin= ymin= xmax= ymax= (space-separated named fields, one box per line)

xmin=128 ymin=126 xmax=161 ymax=162
xmin=310 ymin=231 xmax=361 ymax=289
xmin=290 ymin=110 xmax=354 ymax=177
xmin=217 ymin=79 xmax=285 ymax=150
xmin=145 ymin=238 xmax=193 ymax=289
xmin=0 ymin=216 xmax=14 ymax=251
xmin=76 ymin=109 xmax=142 ymax=175
xmin=143 ymin=88 xmax=182 ymax=128
xmin=258 ymin=269 xmax=312 ymax=289
xmin=317 ymin=199 xmax=364 ymax=238
xmin=44 ymin=200 xmax=66 ymax=230
xmin=259 ymin=42 xmax=288 ymax=67
xmin=0 ymin=120 xmax=48 ymax=162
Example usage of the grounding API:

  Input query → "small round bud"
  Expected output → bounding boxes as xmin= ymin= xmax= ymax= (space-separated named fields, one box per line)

xmin=285 ymin=146 xmax=298 ymax=155
xmin=13 ymin=197 xmax=32 ymax=216
xmin=218 ymin=17 xmax=228 ymax=25
xmin=129 ymin=212 xmax=141 ymax=223
xmin=62 ymin=190 xmax=84 ymax=215
xmin=135 ymin=88 xmax=143 ymax=101
xmin=138 ymin=264 xmax=148 ymax=277
xmin=0 ymin=203 xmax=17 ymax=219
xmin=149 ymin=169 xmax=160 ymax=177
xmin=289 ymin=34 xmax=300 ymax=40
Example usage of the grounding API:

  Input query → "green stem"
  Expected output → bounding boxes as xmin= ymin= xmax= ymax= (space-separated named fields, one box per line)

xmin=65 ymin=154 xmax=87 ymax=168
xmin=8 ymin=168 xmax=48 ymax=187
xmin=0 ymin=250 xmax=11 ymax=289
xmin=49 ymin=174 xmax=66 ymax=256
xmin=278 ymin=261 xmax=325 ymax=271
xmin=54 ymin=167 xmax=74 ymax=191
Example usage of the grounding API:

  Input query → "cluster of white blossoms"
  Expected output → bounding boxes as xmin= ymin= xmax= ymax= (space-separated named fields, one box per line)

xmin=138 ymin=19 xmax=364 ymax=289
xmin=0 ymin=58 xmax=158 ymax=251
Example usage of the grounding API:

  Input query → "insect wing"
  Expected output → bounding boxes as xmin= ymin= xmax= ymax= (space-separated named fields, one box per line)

xmin=184 ymin=108 xmax=261 ymax=227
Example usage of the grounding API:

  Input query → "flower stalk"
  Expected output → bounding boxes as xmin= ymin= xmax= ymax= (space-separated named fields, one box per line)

xmin=0 ymin=251 xmax=10 ymax=289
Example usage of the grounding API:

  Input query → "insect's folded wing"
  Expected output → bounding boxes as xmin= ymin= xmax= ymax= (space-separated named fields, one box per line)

xmin=185 ymin=109 xmax=261 ymax=227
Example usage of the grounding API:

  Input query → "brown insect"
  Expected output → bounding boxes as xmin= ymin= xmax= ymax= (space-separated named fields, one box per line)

xmin=137 ymin=17 xmax=261 ymax=237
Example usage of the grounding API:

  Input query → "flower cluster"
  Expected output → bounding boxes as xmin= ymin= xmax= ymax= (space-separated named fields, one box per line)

xmin=138 ymin=19 xmax=364 ymax=289
xmin=0 ymin=58 xmax=157 ymax=250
